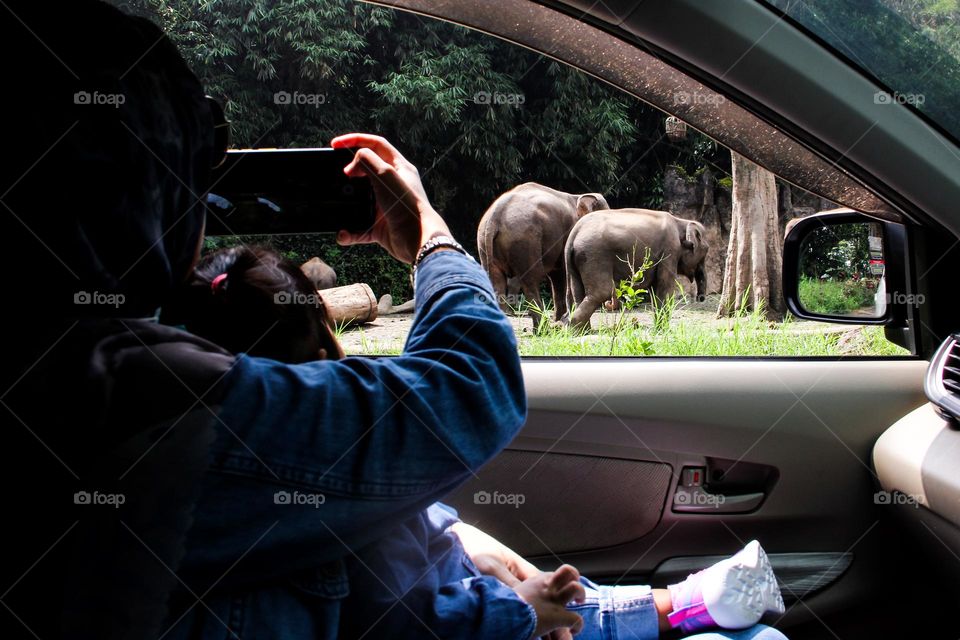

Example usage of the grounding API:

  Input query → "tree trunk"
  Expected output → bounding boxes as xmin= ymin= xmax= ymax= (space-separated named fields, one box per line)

xmin=717 ymin=152 xmax=785 ymax=320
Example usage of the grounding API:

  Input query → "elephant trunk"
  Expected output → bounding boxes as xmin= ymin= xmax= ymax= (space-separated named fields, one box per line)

xmin=695 ymin=263 xmax=706 ymax=302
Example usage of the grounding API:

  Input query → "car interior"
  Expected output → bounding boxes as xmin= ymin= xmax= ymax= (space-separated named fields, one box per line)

xmin=369 ymin=1 xmax=960 ymax=638
xmin=11 ymin=0 xmax=960 ymax=638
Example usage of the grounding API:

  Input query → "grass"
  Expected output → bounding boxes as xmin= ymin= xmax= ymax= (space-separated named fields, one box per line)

xmin=515 ymin=306 xmax=906 ymax=357
xmin=339 ymin=299 xmax=908 ymax=357
xmin=342 ymin=328 xmax=406 ymax=355
xmin=337 ymin=251 xmax=907 ymax=358
xmin=799 ymin=277 xmax=877 ymax=315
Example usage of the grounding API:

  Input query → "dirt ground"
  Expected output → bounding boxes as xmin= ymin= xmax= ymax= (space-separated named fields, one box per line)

xmin=336 ymin=294 xmax=854 ymax=353
xmin=338 ymin=312 xmax=416 ymax=352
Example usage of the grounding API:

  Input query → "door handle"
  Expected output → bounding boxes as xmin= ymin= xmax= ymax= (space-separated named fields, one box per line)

xmin=671 ymin=463 xmax=774 ymax=514
xmin=672 ymin=486 xmax=766 ymax=513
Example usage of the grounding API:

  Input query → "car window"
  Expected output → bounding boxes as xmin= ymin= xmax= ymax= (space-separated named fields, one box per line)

xmin=118 ymin=0 xmax=908 ymax=358
xmin=763 ymin=0 xmax=960 ymax=143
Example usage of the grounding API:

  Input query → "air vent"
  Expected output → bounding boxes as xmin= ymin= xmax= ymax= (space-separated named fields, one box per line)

xmin=924 ymin=335 xmax=960 ymax=421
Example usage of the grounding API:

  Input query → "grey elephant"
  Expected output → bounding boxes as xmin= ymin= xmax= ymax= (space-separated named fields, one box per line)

xmin=565 ymin=208 xmax=709 ymax=331
xmin=477 ymin=182 xmax=608 ymax=324
xmin=300 ymin=257 xmax=337 ymax=290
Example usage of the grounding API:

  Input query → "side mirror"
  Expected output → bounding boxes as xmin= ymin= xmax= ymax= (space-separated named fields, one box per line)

xmin=783 ymin=210 xmax=911 ymax=329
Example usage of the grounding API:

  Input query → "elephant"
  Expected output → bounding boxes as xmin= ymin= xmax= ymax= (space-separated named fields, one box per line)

xmin=477 ymin=182 xmax=609 ymax=325
xmin=565 ymin=208 xmax=709 ymax=331
xmin=300 ymin=257 xmax=337 ymax=290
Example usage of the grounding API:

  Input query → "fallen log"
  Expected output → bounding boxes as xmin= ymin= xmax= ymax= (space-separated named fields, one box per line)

xmin=318 ymin=283 xmax=378 ymax=325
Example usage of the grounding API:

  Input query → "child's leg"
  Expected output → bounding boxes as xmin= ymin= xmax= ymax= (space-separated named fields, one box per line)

xmin=566 ymin=579 xmax=661 ymax=640
xmin=654 ymin=588 xmax=674 ymax=632
xmin=579 ymin=541 xmax=786 ymax=638
xmin=570 ymin=582 xmax=786 ymax=640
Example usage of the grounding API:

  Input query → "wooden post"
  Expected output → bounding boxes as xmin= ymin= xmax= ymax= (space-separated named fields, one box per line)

xmin=318 ymin=283 xmax=379 ymax=325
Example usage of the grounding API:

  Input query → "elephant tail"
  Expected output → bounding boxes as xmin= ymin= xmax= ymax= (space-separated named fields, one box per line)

xmin=565 ymin=232 xmax=584 ymax=313
xmin=480 ymin=210 xmax=500 ymax=271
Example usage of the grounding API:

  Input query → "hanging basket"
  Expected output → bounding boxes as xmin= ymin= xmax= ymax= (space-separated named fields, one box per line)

xmin=665 ymin=116 xmax=687 ymax=141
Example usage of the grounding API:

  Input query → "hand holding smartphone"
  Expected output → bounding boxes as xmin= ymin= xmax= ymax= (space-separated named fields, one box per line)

xmin=330 ymin=133 xmax=453 ymax=264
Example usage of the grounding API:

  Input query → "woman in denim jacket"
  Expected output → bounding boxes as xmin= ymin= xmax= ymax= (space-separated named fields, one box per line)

xmin=0 ymin=4 xmax=537 ymax=638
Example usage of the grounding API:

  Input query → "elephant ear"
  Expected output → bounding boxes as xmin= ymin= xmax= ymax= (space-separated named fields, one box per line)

xmin=682 ymin=222 xmax=702 ymax=249
xmin=575 ymin=193 xmax=609 ymax=217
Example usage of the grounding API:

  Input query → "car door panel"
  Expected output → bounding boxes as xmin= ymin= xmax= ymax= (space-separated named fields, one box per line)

xmin=445 ymin=359 xmax=926 ymax=625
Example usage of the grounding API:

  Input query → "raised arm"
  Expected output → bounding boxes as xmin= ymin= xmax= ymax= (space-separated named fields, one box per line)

xmin=181 ymin=137 xmax=527 ymax=585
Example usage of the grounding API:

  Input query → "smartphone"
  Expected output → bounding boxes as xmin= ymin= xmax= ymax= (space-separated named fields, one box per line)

xmin=205 ymin=148 xmax=375 ymax=236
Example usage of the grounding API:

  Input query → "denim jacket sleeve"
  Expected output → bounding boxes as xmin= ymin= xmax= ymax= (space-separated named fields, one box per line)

xmin=181 ymin=250 xmax=527 ymax=587
xmin=404 ymin=576 xmax=537 ymax=640
xmin=346 ymin=503 xmax=536 ymax=640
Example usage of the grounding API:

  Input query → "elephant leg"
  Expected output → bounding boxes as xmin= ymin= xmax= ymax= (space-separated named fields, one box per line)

xmin=547 ymin=267 xmax=567 ymax=322
xmin=566 ymin=262 xmax=585 ymax=323
xmin=654 ymin=266 xmax=678 ymax=304
xmin=486 ymin=265 xmax=511 ymax=312
xmin=518 ymin=277 xmax=548 ymax=329
xmin=569 ymin=294 xmax=604 ymax=332
xmin=694 ymin=264 xmax=707 ymax=302
xmin=503 ymin=240 xmax=550 ymax=327
xmin=568 ymin=265 xmax=615 ymax=332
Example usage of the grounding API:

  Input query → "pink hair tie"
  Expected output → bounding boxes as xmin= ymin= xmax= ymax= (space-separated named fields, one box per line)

xmin=210 ymin=273 xmax=228 ymax=293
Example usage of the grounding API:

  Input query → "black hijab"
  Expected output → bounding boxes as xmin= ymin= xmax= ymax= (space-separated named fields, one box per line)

xmin=2 ymin=0 xmax=215 ymax=320
xmin=0 ymin=5 xmax=225 ymax=637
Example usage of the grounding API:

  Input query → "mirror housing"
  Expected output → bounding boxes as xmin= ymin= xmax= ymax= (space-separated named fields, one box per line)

xmin=783 ymin=209 xmax=911 ymax=335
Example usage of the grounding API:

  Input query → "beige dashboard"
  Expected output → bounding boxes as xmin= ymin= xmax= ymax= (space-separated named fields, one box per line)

xmin=873 ymin=403 xmax=960 ymax=529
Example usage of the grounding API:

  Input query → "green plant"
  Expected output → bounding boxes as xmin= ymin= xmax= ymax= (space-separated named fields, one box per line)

xmin=524 ymin=298 xmax=556 ymax=335
xmin=651 ymin=289 xmax=681 ymax=334
xmin=333 ymin=318 xmax=351 ymax=340
xmin=798 ymin=223 xmax=872 ymax=281
xmin=668 ymin=163 xmax=706 ymax=184
xmin=504 ymin=297 xmax=527 ymax=318
xmin=799 ymin=277 xmax=876 ymax=314
xmin=333 ymin=284 xmax=906 ymax=357
xmin=510 ymin=305 xmax=907 ymax=357
xmin=608 ymin=248 xmax=655 ymax=354
xmin=642 ymin=173 xmax=665 ymax=209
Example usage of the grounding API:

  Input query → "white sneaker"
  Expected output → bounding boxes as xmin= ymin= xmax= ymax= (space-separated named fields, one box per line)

xmin=668 ymin=540 xmax=786 ymax=632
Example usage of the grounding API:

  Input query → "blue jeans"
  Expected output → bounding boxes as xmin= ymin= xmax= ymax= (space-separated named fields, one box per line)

xmin=571 ymin=578 xmax=788 ymax=640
